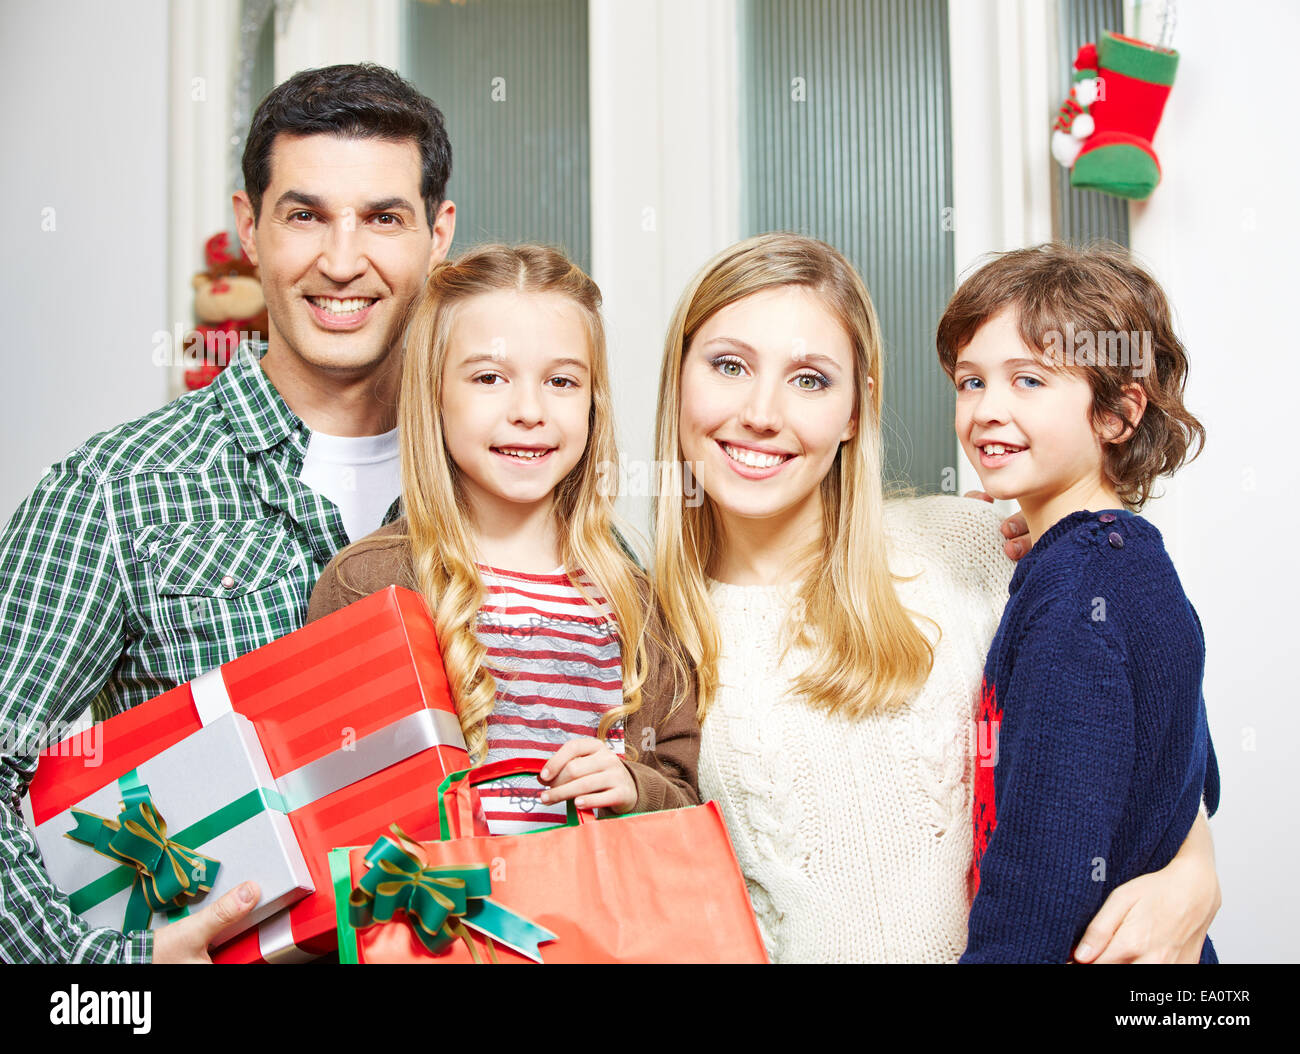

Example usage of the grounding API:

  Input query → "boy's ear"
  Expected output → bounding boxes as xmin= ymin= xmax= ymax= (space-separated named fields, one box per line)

xmin=1100 ymin=383 xmax=1149 ymax=444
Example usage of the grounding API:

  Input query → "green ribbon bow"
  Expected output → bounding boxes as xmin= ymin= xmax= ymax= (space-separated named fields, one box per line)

xmin=66 ymin=779 xmax=220 ymax=932
xmin=347 ymin=825 xmax=555 ymax=963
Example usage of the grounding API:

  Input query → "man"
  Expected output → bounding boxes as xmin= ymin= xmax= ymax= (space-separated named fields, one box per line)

xmin=0 ymin=63 xmax=455 ymax=962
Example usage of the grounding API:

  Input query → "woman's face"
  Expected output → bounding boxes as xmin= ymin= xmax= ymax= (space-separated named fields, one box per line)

xmin=678 ymin=285 xmax=862 ymax=532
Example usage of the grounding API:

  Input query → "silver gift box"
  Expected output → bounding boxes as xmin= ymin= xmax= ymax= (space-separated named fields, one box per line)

xmin=24 ymin=710 xmax=314 ymax=947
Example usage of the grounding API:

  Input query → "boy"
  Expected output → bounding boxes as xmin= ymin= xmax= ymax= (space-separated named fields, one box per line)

xmin=936 ymin=242 xmax=1220 ymax=963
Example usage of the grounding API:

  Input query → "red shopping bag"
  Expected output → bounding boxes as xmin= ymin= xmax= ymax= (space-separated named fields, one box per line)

xmin=330 ymin=757 xmax=769 ymax=963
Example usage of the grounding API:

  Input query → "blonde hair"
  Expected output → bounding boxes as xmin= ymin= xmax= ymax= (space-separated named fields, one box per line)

xmin=653 ymin=233 xmax=936 ymax=721
xmin=398 ymin=243 xmax=650 ymax=762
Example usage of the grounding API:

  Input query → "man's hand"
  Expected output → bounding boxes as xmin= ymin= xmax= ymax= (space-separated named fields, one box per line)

xmin=538 ymin=737 xmax=636 ymax=814
xmin=963 ymin=490 xmax=1030 ymax=561
xmin=151 ymin=881 xmax=260 ymax=963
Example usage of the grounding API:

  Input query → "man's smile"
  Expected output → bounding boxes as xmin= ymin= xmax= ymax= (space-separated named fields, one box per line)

xmin=308 ymin=295 xmax=378 ymax=315
xmin=305 ymin=295 xmax=380 ymax=329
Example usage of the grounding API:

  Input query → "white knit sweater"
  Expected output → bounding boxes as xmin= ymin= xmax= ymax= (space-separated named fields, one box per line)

xmin=698 ymin=496 xmax=1014 ymax=963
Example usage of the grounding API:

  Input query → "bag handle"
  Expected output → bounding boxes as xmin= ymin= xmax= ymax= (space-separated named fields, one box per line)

xmin=438 ymin=757 xmax=596 ymax=840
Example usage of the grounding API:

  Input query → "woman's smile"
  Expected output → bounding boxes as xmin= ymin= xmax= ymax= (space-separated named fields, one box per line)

xmin=716 ymin=438 xmax=796 ymax=477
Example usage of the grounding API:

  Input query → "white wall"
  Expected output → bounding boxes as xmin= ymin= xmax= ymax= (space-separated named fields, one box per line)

xmin=0 ymin=0 xmax=171 ymax=523
xmin=1128 ymin=0 xmax=1300 ymax=964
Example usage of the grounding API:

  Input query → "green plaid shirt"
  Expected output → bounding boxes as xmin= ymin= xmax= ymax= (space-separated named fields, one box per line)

xmin=0 ymin=344 xmax=388 ymax=963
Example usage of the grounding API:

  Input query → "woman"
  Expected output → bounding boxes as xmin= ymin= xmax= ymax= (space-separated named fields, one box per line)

xmin=650 ymin=233 xmax=1219 ymax=963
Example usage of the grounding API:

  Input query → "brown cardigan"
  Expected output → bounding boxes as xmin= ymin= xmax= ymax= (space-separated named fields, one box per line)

xmin=306 ymin=520 xmax=701 ymax=813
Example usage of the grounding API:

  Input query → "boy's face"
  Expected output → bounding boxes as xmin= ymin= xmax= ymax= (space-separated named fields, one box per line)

xmin=234 ymin=133 xmax=456 ymax=380
xmin=953 ymin=308 xmax=1107 ymax=510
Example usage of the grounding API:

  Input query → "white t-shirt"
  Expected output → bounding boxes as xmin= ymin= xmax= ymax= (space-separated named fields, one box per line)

xmin=299 ymin=427 xmax=400 ymax=543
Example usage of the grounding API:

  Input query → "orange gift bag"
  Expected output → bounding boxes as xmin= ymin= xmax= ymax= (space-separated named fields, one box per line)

xmin=329 ymin=757 xmax=769 ymax=963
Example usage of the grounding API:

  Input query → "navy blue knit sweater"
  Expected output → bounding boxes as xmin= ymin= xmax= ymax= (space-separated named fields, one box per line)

xmin=960 ymin=509 xmax=1220 ymax=964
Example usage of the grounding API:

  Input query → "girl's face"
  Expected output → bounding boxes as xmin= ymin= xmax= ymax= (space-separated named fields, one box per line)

xmin=440 ymin=290 xmax=592 ymax=525
xmin=952 ymin=308 xmax=1106 ymax=515
xmin=678 ymin=285 xmax=861 ymax=532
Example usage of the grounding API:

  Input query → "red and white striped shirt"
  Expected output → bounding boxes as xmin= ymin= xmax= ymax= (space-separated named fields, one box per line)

xmin=473 ymin=564 xmax=624 ymax=834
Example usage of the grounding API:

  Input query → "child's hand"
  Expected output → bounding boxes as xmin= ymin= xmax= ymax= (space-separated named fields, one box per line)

xmin=538 ymin=737 xmax=636 ymax=814
xmin=965 ymin=491 xmax=1030 ymax=561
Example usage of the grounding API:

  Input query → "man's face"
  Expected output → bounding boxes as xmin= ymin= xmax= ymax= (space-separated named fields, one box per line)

xmin=234 ymin=134 xmax=455 ymax=379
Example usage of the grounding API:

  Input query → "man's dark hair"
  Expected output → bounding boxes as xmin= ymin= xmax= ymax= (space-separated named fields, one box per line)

xmin=242 ymin=63 xmax=452 ymax=230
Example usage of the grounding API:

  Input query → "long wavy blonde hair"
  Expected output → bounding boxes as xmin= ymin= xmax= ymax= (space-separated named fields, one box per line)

xmin=653 ymin=233 xmax=936 ymax=721
xmin=399 ymin=244 xmax=649 ymax=762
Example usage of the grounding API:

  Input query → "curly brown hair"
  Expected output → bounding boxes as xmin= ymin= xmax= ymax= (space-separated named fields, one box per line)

xmin=935 ymin=241 xmax=1204 ymax=508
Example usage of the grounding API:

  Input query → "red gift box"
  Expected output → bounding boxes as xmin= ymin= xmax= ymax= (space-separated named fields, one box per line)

xmin=27 ymin=586 xmax=468 ymax=963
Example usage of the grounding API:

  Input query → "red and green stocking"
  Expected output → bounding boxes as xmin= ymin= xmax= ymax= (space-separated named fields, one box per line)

xmin=1054 ymin=32 xmax=1180 ymax=201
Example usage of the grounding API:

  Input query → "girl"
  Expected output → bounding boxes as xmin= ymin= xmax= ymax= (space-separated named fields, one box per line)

xmin=651 ymin=232 xmax=1220 ymax=963
xmin=307 ymin=244 xmax=698 ymax=832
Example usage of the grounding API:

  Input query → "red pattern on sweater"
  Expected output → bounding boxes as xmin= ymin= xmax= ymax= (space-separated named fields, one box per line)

xmin=971 ymin=676 xmax=1002 ymax=893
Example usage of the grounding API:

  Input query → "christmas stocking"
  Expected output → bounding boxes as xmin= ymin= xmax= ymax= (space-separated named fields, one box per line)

xmin=1071 ymin=32 xmax=1180 ymax=200
xmin=1051 ymin=43 xmax=1102 ymax=168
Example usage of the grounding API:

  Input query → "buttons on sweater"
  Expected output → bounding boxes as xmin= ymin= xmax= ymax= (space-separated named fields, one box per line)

xmin=1108 ymin=532 xmax=1124 ymax=549
xmin=1098 ymin=513 xmax=1117 ymax=524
